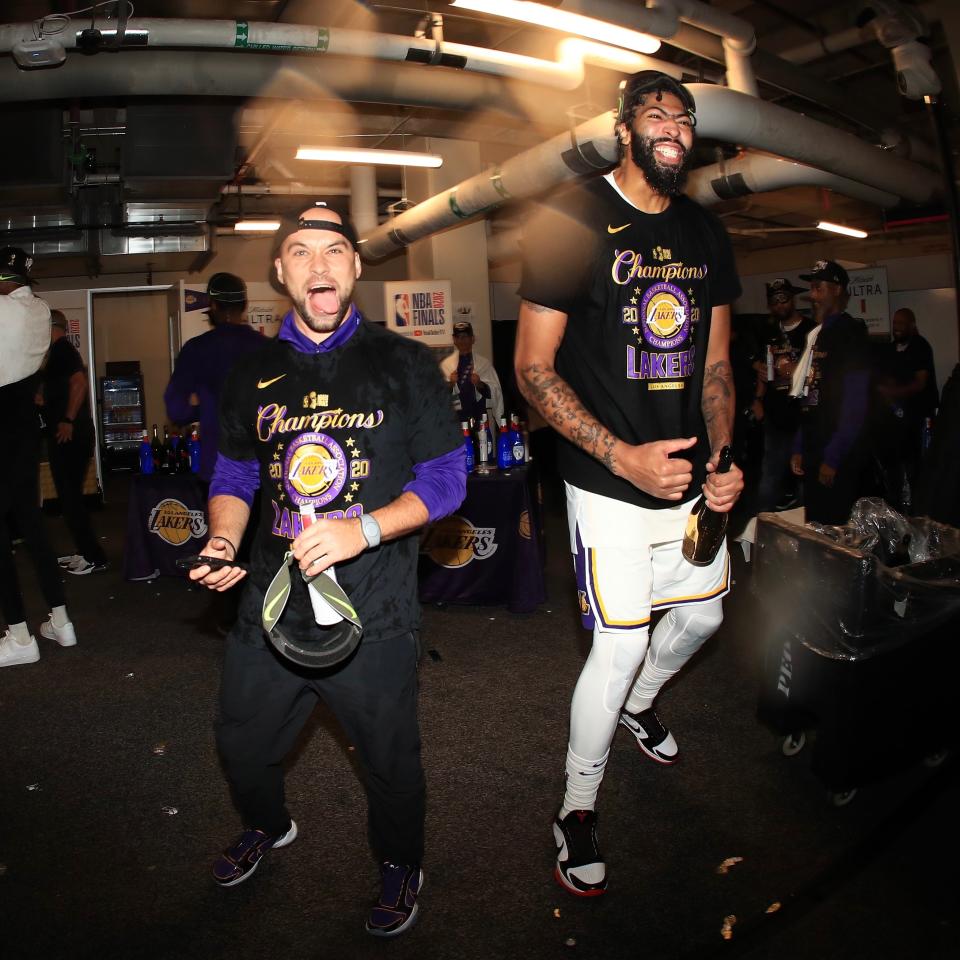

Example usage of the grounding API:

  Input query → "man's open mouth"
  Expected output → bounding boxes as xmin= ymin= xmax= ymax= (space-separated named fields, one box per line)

xmin=653 ymin=140 xmax=685 ymax=165
xmin=308 ymin=283 xmax=339 ymax=315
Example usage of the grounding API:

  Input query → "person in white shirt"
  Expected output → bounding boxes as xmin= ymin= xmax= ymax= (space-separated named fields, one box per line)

xmin=0 ymin=247 xmax=78 ymax=668
xmin=440 ymin=320 xmax=504 ymax=423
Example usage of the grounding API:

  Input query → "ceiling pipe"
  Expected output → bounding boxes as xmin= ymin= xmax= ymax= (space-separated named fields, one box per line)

xmin=361 ymin=83 xmax=939 ymax=260
xmin=0 ymin=17 xmax=676 ymax=92
xmin=686 ymin=153 xmax=900 ymax=209
xmin=779 ymin=2 xmax=939 ymax=64
xmin=220 ymin=184 xmax=403 ymax=197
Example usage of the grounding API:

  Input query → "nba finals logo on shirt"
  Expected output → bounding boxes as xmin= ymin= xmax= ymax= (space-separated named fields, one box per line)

xmin=421 ymin=515 xmax=498 ymax=568
xmin=148 ymin=499 xmax=208 ymax=545
xmin=284 ymin=432 xmax=348 ymax=508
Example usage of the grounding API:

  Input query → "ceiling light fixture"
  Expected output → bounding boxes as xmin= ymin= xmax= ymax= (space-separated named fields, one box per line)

xmin=817 ymin=221 xmax=869 ymax=239
xmin=234 ymin=220 xmax=281 ymax=232
xmin=295 ymin=147 xmax=443 ymax=168
xmin=450 ymin=0 xmax=661 ymax=54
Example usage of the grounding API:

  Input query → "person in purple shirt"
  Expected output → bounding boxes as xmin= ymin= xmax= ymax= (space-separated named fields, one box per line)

xmin=789 ymin=259 xmax=871 ymax=524
xmin=188 ymin=202 xmax=465 ymax=938
xmin=164 ymin=273 xmax=265 ymax=482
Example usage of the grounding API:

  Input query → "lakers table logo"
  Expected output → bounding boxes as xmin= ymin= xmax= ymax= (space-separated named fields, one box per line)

xmin=148 ymin=498 xmax=208 ymax=546
xmin=421 ymin=515 xmax=498 ymax=568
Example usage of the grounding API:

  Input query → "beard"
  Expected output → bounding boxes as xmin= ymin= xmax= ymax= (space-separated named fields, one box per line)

xmin=631 ymin=134 xmax=691 ymax=197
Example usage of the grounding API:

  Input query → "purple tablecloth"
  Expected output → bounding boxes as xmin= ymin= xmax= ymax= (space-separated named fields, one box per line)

xmin=123 ymin=473 xmax=209 ymax=580
xmin=418 ymin=465 xmax=546 ymax=613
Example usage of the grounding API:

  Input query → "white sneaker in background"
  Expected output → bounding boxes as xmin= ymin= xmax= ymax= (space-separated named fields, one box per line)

xmin=40 ymin=617 xmax=78 ymax=647
xmin=0 ymin=632 xmax=40 ymax=667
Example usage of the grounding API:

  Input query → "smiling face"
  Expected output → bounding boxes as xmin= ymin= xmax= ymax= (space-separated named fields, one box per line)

xmin=274 ymin=209 xmax=362 ymax=341
xmin=623 ymin=90 xmax=695 ymax=197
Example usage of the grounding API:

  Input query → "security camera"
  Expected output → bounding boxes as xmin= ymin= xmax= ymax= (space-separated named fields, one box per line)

xmin=892 ymin=40 xmax=940 ymax=99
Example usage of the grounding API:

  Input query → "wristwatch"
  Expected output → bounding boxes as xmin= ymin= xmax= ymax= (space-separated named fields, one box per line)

xmin=360 ymin=513 xmax=381 ymax=549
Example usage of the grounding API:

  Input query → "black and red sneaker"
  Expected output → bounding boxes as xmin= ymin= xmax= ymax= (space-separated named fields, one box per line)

xmin=553 ymin=809 xmax=607 ymax=896
xmin=619 ymin=707 xmax=679 ymax=764
xmin=212 ymin=820 xmax=297 ymax=887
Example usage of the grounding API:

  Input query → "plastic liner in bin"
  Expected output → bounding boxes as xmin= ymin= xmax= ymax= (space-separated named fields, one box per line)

xmin=754 ymin=499 xmax=960 ymax=661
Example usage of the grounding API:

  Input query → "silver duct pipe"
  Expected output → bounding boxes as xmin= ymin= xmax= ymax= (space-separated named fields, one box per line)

xmin=362 ymin=83 xmax=938 ymax=260
xmin=362 ymin=113 xmax=619 ymax=260
xmin=690 ymin=84 xmax=939 ymax=202
xmin=686 ymin=154 xmax=900 ymax=208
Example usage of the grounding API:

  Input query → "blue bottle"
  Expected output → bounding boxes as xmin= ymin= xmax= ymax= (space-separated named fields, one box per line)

xmin=497 ymin=417 xmax=513 ymax=470
xmin=508 ymin=413 xmax=525 ymax=466
xmin=188 ymin=429 xmax=201 ymax=474
xmin=138 ymin=430 xmax=154 ymax=474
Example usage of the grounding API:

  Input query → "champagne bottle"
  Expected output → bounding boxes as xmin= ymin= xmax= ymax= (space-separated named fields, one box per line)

xmin=681 ymin=446 xmax=734 ymax=567
xmin=150 ymin=424 xmax=163 ymax=473
xmin=138 ymin=430 xmax=154 ymax=475
xmin=496 ymin=417 xmax=512 ymax=470
xmin=461 ymin=421 xmax=475 ymax=473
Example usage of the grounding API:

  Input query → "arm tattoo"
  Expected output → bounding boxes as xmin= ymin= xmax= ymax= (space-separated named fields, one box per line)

xmin=518 ymin=361 xmax=618 ymax=472
xmin=521 ymin=299 xmax=554 ymax=314
xmin=701 ymin=359 xmax=734 ymax=452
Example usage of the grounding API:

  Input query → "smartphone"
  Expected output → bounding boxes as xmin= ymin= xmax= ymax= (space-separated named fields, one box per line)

xmin=175 ymin=555 xmax=248 ymax=573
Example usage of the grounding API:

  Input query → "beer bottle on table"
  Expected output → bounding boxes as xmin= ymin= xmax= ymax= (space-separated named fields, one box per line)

xmin=681 ymin=446 xmax=734 ymax=567
xmin=162 ymin=427 xmax=176 ymax=473
xmin=138 ymin=430 xmax=154 ymax=475
xmin=480 ymin=413 xmax=494 ymax=463
xmin=497 ymin=417 xmax=512 ymax=470
xmin=150 ymin=424 xmax=163 ymax=473
xmin=461 ymin=421 xmax=475 ymax=473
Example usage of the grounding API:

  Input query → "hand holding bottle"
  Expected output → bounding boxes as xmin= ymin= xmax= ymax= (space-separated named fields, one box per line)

xmin=702 ymin=446 xmax=743 ymax=513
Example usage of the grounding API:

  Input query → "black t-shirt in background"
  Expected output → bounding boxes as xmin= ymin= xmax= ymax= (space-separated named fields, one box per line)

xmin=519 ymin=175 xmax=741 ymax=509
xmin=44 ymin=337 xmax=90 ymax=427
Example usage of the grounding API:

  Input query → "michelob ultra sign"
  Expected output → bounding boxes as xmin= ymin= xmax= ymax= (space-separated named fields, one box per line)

xmin=384 ymin=280 xmax=452 ymax=343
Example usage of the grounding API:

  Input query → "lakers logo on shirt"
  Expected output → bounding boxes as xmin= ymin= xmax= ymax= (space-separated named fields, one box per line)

xmin=640 ymin=282 xmax=690 ymax=350
xmin=284 ymin=432 xmax=348 ymax=508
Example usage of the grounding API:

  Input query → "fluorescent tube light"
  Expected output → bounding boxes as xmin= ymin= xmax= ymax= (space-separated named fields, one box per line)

xmin=450 ymin=0 xmax=661 ymax=54
xmin=234 ymin=220 xmax=281 ymax=232
xmin=817 ymin=221 xmax=868 ymax=239
xmin=295 ymin=147 xmax=443 ymax=168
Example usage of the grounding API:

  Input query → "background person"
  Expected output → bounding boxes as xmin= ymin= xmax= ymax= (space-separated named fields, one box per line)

xmin=440 ymin=319 xmax=504 ymax=423
xmin=789 ymin=259 xmax=870 ymax=525
xmin=0 ymin=250 xmax=78 ymax=667
xmin=46 ymin=310 xmax=108 ymax=575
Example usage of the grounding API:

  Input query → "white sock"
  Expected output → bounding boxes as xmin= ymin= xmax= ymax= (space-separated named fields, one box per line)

xmin=560 ymin=746 xmax=609 ymax=817
xmin=51 ymin=605 xmax=71 ymax=628
xmin=8 ymin=622 xmax=33 ymax=645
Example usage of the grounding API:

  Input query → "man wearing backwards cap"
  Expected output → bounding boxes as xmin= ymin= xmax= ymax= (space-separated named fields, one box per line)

xmin=753 ymin=279 xmax=815 ymax=513
xmin=789 ymin=259 xmax=870 ymax=524
xmin=189 ymin=202 xmax=465 ymax=937
xmin=517 ymin=71 xmax=743 ymax=895
xmin=165 ymin=272 xmax=264 ymax=483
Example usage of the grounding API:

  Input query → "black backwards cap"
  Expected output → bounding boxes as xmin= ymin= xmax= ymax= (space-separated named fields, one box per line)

xmin=207 ymin=272 xmax=247 ymax=304
xmin=274 ymin=202 xmax=359 ymax=253
xmin=616 ymin=70 xmax=696 ymax=126
xmin=0 ymin=246 xmax=34 ymax=284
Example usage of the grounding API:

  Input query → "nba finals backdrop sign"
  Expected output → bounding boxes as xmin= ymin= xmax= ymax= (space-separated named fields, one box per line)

xmin=384 ymin=280 xmax=452 ymax=343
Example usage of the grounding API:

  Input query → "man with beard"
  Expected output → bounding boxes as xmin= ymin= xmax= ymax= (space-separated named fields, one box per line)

xmin=515 ymin=72 xmax=743 ymax=895
xmin=190 ymin=203 xmax=464 ymax=936
xmin=789 ymin=259 xmax=870 ymax=524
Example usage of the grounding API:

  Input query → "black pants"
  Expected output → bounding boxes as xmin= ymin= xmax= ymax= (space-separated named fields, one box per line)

xmin=47 ymin=422 xmax=106 ymax=564
xmin=216 ymin=630 xmax=425 ymax=865
xmin=0 ymin=414 xmax=65 ymax=624
xmin=802 ymin=452 xmax=863 ymax=526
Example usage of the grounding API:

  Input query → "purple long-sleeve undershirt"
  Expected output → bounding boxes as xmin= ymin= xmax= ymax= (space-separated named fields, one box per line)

xmin=822 ymin=369 xmax=870 ymax=469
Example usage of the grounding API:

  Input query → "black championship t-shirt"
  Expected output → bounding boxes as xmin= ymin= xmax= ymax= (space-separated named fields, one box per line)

xmin=519 ymin=175 xmax=742 ymax=508
xmin=219 ymin=320 xmax=462 ymax=645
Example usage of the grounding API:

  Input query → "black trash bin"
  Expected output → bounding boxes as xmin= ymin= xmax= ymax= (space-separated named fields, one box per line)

xmin=755 ymin=510 xmax=960 ymax=797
